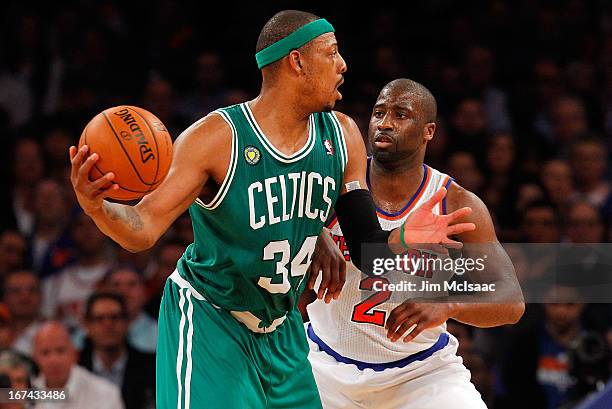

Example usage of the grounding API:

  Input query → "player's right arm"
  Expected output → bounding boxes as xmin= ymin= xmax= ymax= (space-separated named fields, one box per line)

xmin=69 ymin=114 xmax=232 ymax=252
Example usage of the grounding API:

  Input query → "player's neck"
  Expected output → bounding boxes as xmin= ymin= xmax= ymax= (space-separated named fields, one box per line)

xmin=250 ymin=92 xmax=311 ymax=156
xmin=370 ymin=157 xmax=425 ymax=209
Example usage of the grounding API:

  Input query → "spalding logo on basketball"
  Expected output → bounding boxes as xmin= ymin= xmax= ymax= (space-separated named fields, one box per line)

xmin=79 ymin=105 xmax=173 ymax=201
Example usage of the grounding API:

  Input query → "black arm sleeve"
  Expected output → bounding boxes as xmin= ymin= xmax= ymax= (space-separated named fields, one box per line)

xmin=334 ymin=189 xmax=395 ymax=270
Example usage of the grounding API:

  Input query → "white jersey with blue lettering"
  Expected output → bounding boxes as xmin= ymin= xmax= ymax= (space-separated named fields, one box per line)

xmin=307 ymin=163 xmax=455 ymax=363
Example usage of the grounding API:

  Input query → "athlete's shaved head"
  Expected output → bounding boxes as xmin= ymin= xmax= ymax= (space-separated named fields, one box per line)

xmin=369 ymin=78 xmax=438 ymax=167
xmin=256 ymin=10 xmax=320 ymax=53
xmin=381 ymin=79 xmax=437 ymax=124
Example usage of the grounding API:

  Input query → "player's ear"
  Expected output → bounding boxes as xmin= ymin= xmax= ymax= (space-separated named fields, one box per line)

xmin=288 ymin=50 xmax=304 ymax=74
xmin=423 ymin=122 xmax=436 ymax=142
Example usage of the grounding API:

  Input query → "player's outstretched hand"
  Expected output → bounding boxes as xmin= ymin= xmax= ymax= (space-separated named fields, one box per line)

xmin=69 ymin=145 xmax=119 ymax=215
xmin=308 ymin=228 xmax=347 ymax=303
xmin=386 ymin=301 xmax=453 ymax=343
xmin=396 ymin=187 xmax=475 ymax=248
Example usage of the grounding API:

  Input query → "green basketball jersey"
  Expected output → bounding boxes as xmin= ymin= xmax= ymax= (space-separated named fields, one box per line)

xmin=176 ymin=102 xmax=347 ymax=328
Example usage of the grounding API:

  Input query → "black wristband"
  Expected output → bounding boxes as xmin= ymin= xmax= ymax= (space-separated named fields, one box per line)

xmin=334 ymin=189 xmax=393 ymax=270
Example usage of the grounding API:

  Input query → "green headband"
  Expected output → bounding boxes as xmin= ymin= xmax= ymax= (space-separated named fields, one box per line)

xmin=256 ymin=19 xmax=335 ymax=69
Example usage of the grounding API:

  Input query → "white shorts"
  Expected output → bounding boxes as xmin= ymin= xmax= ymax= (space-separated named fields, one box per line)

xmin=307 ymin=326 xmax=487 ymax=409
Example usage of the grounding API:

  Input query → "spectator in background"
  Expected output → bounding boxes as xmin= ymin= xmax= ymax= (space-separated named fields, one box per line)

xmin=463 ymin=350 xmax=496 ymax=409
xmin=515 ymin=183 xmax=546 ymax=216
xmin=42 ymin=127 xmax=73 ymax=183
xmin=3 ymin=139 xmax=45 ymax=236
xmin=565 ymin=62 xmax=600 ymax=131
xmin=0 ymin=48 xmax=32 ymax=130
xmin=172 ymin=212 xmax=194 ymax=245
xmin=142 ymin=77 xmax=186 ymax=138
xmin=0 ymin=350 xmax=32 ymax=409
xmin=448 ymin=98 xmax=489 ymax=162
xmin=565 ymin=201 xmax=606 ymax=244
xmin=80 ymin=293 xmax=155 ymax=409
xmin=448 ymin=321 xmax=499 ymax=408
xmin=114 ymin=246 xmax=154 ymax=277
xmin=519 ymin=200 xmax=561 ymax=291
xmin=559 ymin=202 xmax=612 ymax=308
xmin=483 ymin=133 xmax=519 ymax=233
xmin=32 ymin=321 xmax=124 ymax=409
xmin=29 ymin=179 xmax=72 ymax=278
xmin=446 ymin=320 xmax=475 ymax=358
xmin=144 ymin=238 xmax=186 ymax=318
xmin=41 ymin=213 xmax=113 ymax=329
xmin=503 ymin=286 xmax=586 ymax=409
xmin=571 ymin=138 xmax=611 ymax=208
xmin=446 ymin=151 xmax=484 ymax=195
xmin=3 ymin=270 xmax=43 ymax=357
xmin=177 ymin=51 xmax=227 ymax=123
xmin=540 ymin=159 xmax=575 ymax=217
xmin=0 ymin=230 xmax=26 ymax=279
xmin=0 ymin=304 xmax=14 ymax=350
xmin=373 ymin=46 xmax=402 ymax=82
xmin=0 ymin=350 xmax=32 ymax=389
xmin=548 ymin=96 xmax=589 ymax=157
xmin=106 ymin=267 xmax=157 ymax=353
xmin=532 ymin=59 xmax=564 ymax=139
xmin=521 ymin=200 xmax=561 ymax=244
xmin=423 ymin=117 xmax=449 ymax=171
xmin=464 ymin=45 xmax=512 ymax=133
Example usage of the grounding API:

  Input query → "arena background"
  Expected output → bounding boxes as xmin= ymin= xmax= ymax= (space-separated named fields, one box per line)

xmin=0 ymin=1 xmax=611 ymax=408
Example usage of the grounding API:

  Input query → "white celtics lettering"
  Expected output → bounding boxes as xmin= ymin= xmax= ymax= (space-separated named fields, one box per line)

xmin=248 ymin=172 xmax=336 ymax=230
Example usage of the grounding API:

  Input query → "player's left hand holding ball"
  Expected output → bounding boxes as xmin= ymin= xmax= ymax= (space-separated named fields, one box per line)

xmin=69 ymin=145 xmax=118 ymax=215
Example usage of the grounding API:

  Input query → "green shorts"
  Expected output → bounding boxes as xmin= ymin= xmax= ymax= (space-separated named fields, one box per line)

xmin=156 ymin=274 xmax=322 ymax=409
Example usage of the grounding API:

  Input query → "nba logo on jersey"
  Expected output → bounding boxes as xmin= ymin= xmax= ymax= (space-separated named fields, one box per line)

xmin=324 ymin=139 xmax=334 ymax=155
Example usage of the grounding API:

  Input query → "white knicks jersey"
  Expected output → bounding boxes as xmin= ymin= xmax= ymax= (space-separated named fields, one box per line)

xmin=307 ymin=163 xmax=454 ymax=363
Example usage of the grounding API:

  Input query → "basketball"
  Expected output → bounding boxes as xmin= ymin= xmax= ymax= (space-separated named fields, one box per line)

xmin=78 ymin=105 xmax=173 ymax=201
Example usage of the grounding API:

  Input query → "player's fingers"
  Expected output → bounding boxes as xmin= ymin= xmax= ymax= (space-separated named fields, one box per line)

xmin=93 ymin=183 xmax=119 ymax=201
xmin=441 ymin=238 xmax=464 ymax=249
xmin=317 ymin=259 xmax=331 ymax=300
xmin=446 ymin=222 xmax=476 ymax=236
xmin=77 ymin=152 xmax=99 ymax=183
xmin=69 ymin=146 xmax=77 ymax=161
xmin=417 ymin=244 xmax=449 ymax=256
xmin=324 ymin=268 xmax=338 ymax=304
xmin=307 ymin=264 xmax=320 ymax=290
xmin=386 ymin=303 xmax=416 ymax=332
xmin=70 ymin=145 xmax=89 ymax=166
xmin=390 ymin=316 xmax=419 ymax=342
xmin=385 ymin=305 xmax=405 ymax=331
xmin=333 ymin=258 xmax=347 ymax=300
xmin=84 ymin=172 xmax=116 ymax=195
xmin=324 ymin=258 xmax=340 ymax=303
xmin=444 ymin=207 xmax=473 ymax=223
xmin=403 ymin=322 xmax=427 ymax=343
xmin=419 ymin=187 xmax=446 ymax=212
xmin=70 ymin=145 xmax=88 ymax=179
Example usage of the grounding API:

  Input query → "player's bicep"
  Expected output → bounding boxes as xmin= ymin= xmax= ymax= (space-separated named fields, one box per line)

xmin=135 ymin=114 xmax=232 ymax=236
xmin=334 ymin=111 xmax=368 ymax=195
xmin=446 ymin=182 xmax=498 ymax=243
xmin=446 ymin=183 xmax=517 ymax=285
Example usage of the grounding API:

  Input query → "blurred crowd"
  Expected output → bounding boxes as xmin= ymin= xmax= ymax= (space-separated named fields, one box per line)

xmin=0 ymin=1 xmax=611 ymax=408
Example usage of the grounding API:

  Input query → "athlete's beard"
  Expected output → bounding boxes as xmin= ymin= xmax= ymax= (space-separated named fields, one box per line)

xmin=373 ymin=149 xmax=405 ymax=165
xmin=372 ymin=147 xmax=417 ymax=171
